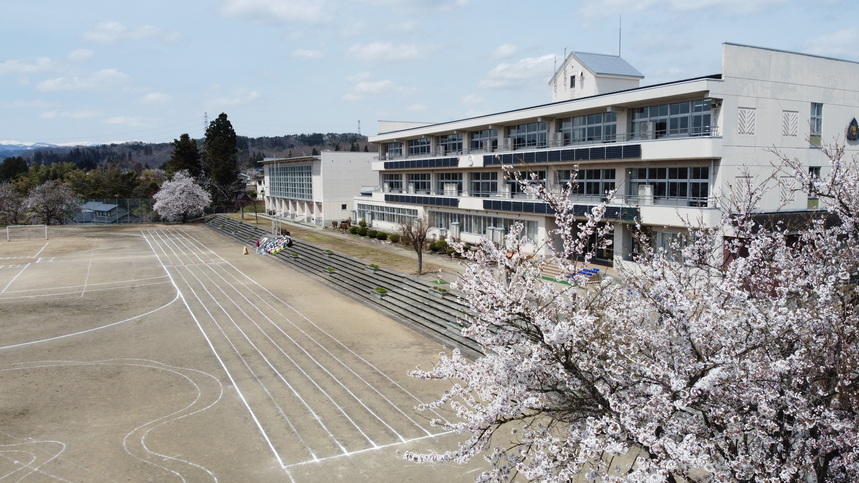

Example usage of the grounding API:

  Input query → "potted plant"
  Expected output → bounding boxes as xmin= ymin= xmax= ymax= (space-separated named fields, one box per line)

xmin=429 ymin=285 xmax=448 ymax=297
xmin=291 ymin=252 xmax=300 ymax=259
xmin=374 ymin=286 xmax=388 ymax=299
xmin=324 ymin=249 xmax=334 ymax=256
xmin=325 ymin=267 xmax=336 ymax=277
xmin=366 ymin=263 xmax=380 ymax=272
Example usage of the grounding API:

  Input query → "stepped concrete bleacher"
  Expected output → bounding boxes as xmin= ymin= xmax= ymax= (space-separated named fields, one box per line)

xmin=204 ymin=215 xmax=482 ymax=357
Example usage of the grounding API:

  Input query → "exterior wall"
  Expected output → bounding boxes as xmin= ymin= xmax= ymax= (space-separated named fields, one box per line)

xmin=263 ymin=151 xmax=377 ymax=227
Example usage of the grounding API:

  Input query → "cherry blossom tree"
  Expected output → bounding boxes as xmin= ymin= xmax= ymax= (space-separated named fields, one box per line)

xmin=25 ymin=180 xmax=80 ymax=225
xmin=407 ymin=145 xmax=859 ymax=482
xmin=153 ymin=170 xmax=211 ymax=223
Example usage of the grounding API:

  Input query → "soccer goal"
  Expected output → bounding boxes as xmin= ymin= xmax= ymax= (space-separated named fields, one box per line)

xmin=6 ymin=224 xmax=48 ymax=241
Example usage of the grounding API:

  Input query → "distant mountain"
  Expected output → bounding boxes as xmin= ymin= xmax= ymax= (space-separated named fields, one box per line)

xmin=0 ymin=141 xmax=59 ymax=158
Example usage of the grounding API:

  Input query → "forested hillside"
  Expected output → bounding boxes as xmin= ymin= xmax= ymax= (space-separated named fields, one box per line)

xmin=18 ymin=132 xmax=375 ymax=172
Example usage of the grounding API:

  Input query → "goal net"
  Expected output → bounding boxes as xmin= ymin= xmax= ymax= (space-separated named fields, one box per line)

xmin=6 ymin=224 xmax=48 ymax=241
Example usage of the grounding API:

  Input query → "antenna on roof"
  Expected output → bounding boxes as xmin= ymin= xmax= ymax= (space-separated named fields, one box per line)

xmin=618 ymin=15 xmax=622 ymax=57
xmin=203 ymin=112 xmax=208 ymax=137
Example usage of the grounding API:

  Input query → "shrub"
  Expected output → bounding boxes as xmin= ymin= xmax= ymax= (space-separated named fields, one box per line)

xmin=349 ymin=226 xmax=359 ymax=234
xmin=358 ymin=226 xmax=368 ymax=236
xmin=388 ymin=233 xmax=400 ymax=244
xmin=367 ymin=229 xmax=378 ymax=238
xmin=376 ymin=232 xmax=388 ymax=241
xmin=430 ymin=239 xmax=449 ymax=253
xmin=374 ymin=286 xmax=387 ymax=294
xmin=359 ymin=219 xmax=367 ymax=228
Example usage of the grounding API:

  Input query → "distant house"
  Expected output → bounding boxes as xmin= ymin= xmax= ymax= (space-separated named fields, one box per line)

xmin=76 ymin=201 xmax=128 ymax=224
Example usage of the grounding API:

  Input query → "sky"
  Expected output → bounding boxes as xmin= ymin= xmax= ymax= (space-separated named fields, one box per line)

xmin=0 ymin=0 xmax=854 ymax=146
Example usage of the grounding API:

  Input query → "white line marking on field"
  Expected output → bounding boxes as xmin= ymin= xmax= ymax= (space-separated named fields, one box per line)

xmin=80 ymin=242 xmax=95 ymax=297
xmin=33 ymin=241 xmax=49 ymax=258
xmin=142 ymin=230 xmax=291 ymax=480
xmin=1 ymin=263 xmax=29 ymax=294
xmin=0 ymin=293 xmax=180 ymax=351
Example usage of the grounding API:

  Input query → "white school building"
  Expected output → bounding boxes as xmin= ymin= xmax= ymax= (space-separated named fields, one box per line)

xmin=361 ymin=43 xmax=859 ymax=266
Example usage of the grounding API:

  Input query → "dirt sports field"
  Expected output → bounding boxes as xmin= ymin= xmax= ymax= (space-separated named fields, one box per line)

xmin=0 ymin=224 xmax=486 ymax=482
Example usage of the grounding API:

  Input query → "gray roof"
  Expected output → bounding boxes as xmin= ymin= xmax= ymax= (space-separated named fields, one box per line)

xmin=81 ymin=201 xmax=119 ymax=211
xmin=572 ymin=51 xmax=643 ymax=78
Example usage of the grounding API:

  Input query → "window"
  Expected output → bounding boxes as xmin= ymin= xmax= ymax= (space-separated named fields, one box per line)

xmin=506 ymin=170 xmax=546 ymax=197
xmin=629 ymin=166 xmax=710 ymax=206
xmin=407 ymin=173 xmax=431 ymax=194
xmin=341 ymin=204 xmax=347 ymax=210
xmin=470 ymin=171 xmax=498 ymax=197
xmin=407 ymin=138 xmax=431 ymax=156
xmin=570 ymin=76 xmax=576 ymax=88
xmin=810 ymin=103 xmax=823 ymax=145
xmin=438 ymin=134 xmax=463 ymax=155
xmin=430 ymin=210 xmax=538 ymax=240
xmin=436 ymin=172 xmax=463 ymax=196
xmin=632 ymin=100 xmax=712 ymax=138
xmin=783 ymin=111 xmax=799 ymax=137
xmin=357 ymin=203 xmax=417 ymax=225
xmin=268 ymin=163 xmax=313 ymax=200
xmin=559 ymin=113 xmax=617 ymax=145
xmin=470 ymin=128 xmax=498 ymax=152
xmin=383 ymin=173 xmax=402 ymax=193
xmin=509 ymin=122 xmax=547 ymax=150
xmin=385 ymin=142 xmax=402 ymax=158
xmin=558 ymin=169 xmax=615 ymax=198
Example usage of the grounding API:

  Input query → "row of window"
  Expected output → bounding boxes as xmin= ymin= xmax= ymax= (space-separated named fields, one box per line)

xmin=430 ymin=211 xmax=538 ymax=240
xmin=384 ymin=99 xmax=715 ymax=156
xmin=356 ymin=203 xmax=417 ymax=225
xmin=268 ymin=164 xmax=313 ymax=200
xmin=381 ymin=166 xmax=710 ymax=204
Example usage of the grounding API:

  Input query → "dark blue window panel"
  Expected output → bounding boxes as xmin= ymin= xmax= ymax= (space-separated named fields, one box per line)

xmin=511 ymin=202 xmax=522 ymax=212
xmin=534 ymin=151 xmax=548 ymax=163
xmin=605 ymin=145 xmax=622 ymax=159
xmin=548 ymin=150 xmax=562 ymax=162
xmin=574 ymin=149 xmax=589 ymax=160
xmin=502 ymin=201 xmax=512 ymax=211
xmin=622 ymin=144 xmax=641 ymax=158
xmin=560 ymin=149 xmax=576 ymax=161
xmin=590 ymin=147 xmax=606 ymax=160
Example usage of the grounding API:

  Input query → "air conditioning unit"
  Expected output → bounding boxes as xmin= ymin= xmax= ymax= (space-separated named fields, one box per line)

xmin=553 ymin=132 xmax=564 ymax=147
xmin=449 ymin=221 xmax=461 ymax=239
xmin=383 ymin=182 xmax=390 ymax=193
xmin=408 ymin=183 xmax=415 ymax=194
xmin=639 ymin=121 xmax=654 ymax=140
xmin=437 ymin=146 xmax=445 ymax=156
xmin=443 ymin=183 xmax=457 ymax=197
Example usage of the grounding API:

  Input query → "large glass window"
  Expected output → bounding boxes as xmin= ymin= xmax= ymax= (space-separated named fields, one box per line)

xmin=430 ymin=210 xmax=538 ymax=240
xmin=632 ymin=100 xmax=712 ymax=138
xmin=268 ymin=163 xmax=313 ymax=200
xmin=385 ymin=142 xmax=402 ymax=158
xmin=509 ymin=122 xmax=547 ymax=150
xmin=557 ymin=168 xmax=616 ymax=198
xmin=629 ymin=166 xmax=709 ymax=206
xmin=470 ymin=171 xmax=498 ymax=197
xmin=407 ymin=138 xmax=431 ymax=156
xmin=470 ymin=128 xmax=498 ymax=152
xmin=357 ymin=203 xmax=417 ymax=225
xmin=407 ymin=173 xmax=431 ymax=194
xmin=506 ymin=170 xmax=546 ymax=197
xmin=436 ymin=172 xmax=463 ymax=196
xmin=438 ymin=134 xmax=463 ymax=155
xmin=383 ymin=173 xmax=402 ymax=193
xmin=559 ymin=113 xmax=617 ymax=144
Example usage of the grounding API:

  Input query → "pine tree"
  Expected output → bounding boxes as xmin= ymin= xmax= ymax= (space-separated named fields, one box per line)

xmin=166 ymin=133 xmax=202 ymax=179
xmin=203 ymin=113 xmax=239 ymax=207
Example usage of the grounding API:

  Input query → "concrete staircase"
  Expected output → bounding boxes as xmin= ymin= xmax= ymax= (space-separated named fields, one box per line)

xmin=204 ymin=216 xmax=482 ymax=358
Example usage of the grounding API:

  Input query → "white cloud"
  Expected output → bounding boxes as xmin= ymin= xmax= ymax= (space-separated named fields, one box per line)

xmin=479 ymin=54 xmax=555 ymax=89
xmin=342 ymin=75 xmax=415 ymax=101
xmin=804 ymin=28 xmax=859 ymax=58
xmin=357 ymin=0 xmax=470 ymax=11
xmin=347 ymin=42 xmax=424 ymax=63
xmin=489 ymin=44 xmax=518 ymax=60
xmin=67 ymin=49 xmax=95 ymax=62
xmin=105 ymin=116 xmax=149 ymax=127
xmin=83 ymin=21 xmax=181 ymax=44
xmin=208 ymin=87 xmax=261 ymax=107
xmin=220 ymin=0 xmax=328 ymax=24
xmin=292 ymin=48 xmax=324 ymax=59
xmin=139 ymin=92 xmax=173 ymax=104
xmin=36 ymin=68 xmax=131 ymax=92
xmin=461 ymin=94 xmax=481 ymax=106
xmin=0 ymin=57 xmax=55 ymax=75
xmin=40 ymin=110 xmax=101 ymax=120
xmin=577 ymin=0 xmax=787 ymax=18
